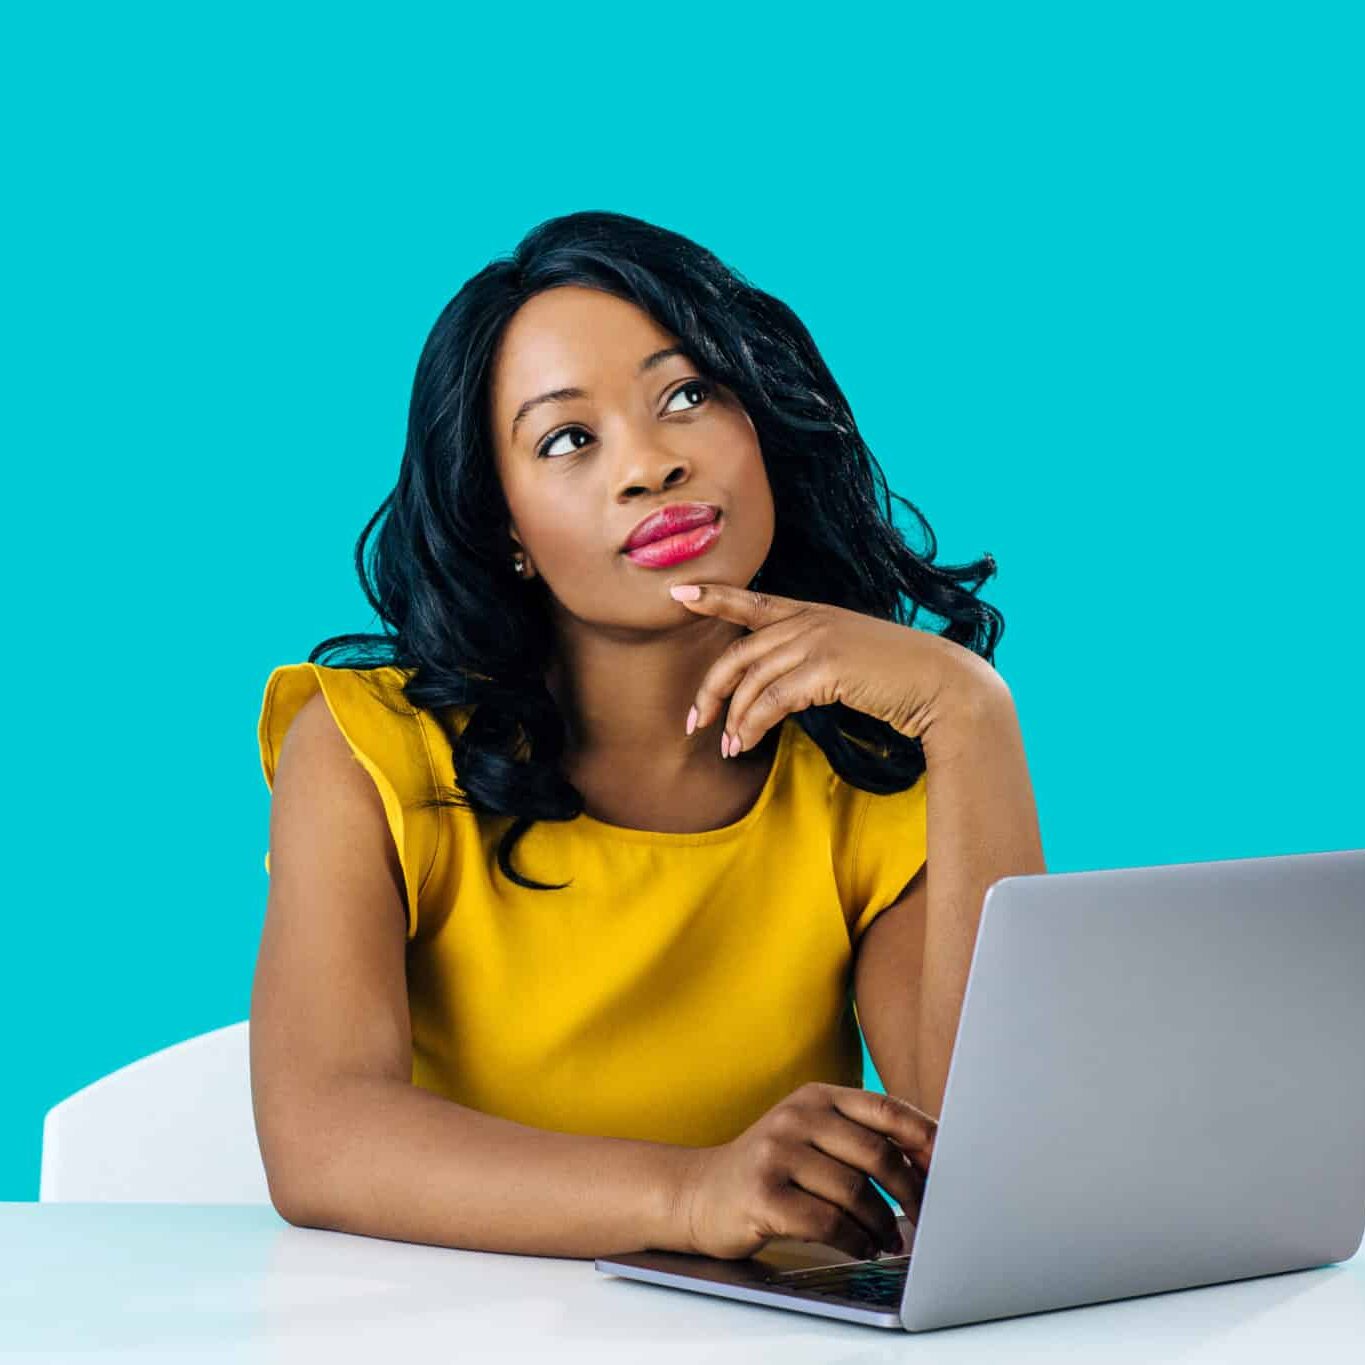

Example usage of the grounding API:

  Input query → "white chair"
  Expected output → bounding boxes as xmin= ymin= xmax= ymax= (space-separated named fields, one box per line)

xmin=40 ymin=1020 xmax=273 ymax=1203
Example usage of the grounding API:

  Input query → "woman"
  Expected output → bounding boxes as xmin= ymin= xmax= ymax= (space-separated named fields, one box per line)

xmin=251 ymin=209 xmax=1046 ymax=1265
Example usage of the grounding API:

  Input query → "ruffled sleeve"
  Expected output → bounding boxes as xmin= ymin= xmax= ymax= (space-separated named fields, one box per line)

xmin=831 ymin=771 xmax=929 ymax=945
xmin=257 ymin=662 xmax=443 ymax=943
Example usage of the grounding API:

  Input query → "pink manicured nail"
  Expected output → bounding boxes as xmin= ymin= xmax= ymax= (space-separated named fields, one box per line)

xmin=686 ymin=705 xmax=698 ymax=736
xmin=669 ymin=584 xmax=701 ymax=601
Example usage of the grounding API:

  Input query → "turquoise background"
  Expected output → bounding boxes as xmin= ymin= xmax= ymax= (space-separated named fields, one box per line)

xmin=3 ymin=4 xmax=1360 ymax=1200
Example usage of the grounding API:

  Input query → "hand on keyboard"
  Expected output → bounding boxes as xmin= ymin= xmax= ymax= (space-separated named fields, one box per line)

xmin=674 ymin=1081 xmax=935 ymax=1262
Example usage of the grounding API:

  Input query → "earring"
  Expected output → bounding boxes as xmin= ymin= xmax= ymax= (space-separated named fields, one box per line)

xmin=512 ymin=552 xmax=526 ymax=577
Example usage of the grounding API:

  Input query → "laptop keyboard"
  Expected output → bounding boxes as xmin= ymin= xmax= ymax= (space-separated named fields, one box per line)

xmin=766 ymin=1254 xmax=910 ymax=1308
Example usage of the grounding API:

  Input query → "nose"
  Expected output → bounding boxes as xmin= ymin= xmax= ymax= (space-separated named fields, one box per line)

xmin=618 ymin=451 xmax=691 ymax=499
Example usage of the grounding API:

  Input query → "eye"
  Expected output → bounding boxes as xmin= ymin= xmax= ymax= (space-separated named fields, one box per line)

xmin=537 ymin=426 xmax=593 ymax=460
xmin=663 ymin=378 xmax=712 ymax=414
xmin=535 ymin=379 xmax=713 ymax=459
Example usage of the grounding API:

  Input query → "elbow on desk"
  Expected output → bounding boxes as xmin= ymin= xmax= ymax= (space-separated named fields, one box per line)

xmin=260 ymin=1151 xmax=327 ymax=1229
xmin=253 ymin=1100 xmax=346 ymax=1231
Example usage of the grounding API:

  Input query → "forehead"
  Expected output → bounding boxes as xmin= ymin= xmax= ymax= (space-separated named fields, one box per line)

xmin=488 ymin=285 xmax=679 ymax=416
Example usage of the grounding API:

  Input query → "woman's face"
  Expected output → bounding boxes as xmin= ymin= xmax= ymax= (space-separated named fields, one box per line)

xmin=487 ymin=285 xmax=774 ymax=629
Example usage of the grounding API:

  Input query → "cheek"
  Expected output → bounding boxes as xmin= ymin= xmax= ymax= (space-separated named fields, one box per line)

xmin=520 ymin=490 xmax=621 ymax=586
xmin=728 ymin=434 xmax=774 ymax=518
xmin=525 ymin=506 xmax=591 ymax=568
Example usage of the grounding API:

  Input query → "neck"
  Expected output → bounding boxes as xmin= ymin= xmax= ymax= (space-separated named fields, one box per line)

xmin=545 ymin=615 xmax=751 ymax=772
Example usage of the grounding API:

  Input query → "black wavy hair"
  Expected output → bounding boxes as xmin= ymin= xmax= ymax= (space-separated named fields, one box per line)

xmin=309 ymin=209 xmax=1003 ymax=892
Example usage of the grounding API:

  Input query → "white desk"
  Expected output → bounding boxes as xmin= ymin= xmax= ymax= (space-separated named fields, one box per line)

xmin=2 ymin=1203 xmax=1362 ymax=1361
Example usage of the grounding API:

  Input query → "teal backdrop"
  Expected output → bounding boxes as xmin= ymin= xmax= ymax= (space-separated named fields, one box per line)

xmin=3 ymin=3 xmax=1360 ymax=1200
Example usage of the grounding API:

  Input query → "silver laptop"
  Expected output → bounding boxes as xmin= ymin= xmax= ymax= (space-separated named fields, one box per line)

xmin=596 ymin=848 xmax=1365 ymax=1331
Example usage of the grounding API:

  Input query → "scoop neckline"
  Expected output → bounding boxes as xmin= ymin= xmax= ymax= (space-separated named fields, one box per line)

xmin=570 ymin=718 xmax=795 ymax=845
xmin=356 ymin=663 xmax=797 ymax=845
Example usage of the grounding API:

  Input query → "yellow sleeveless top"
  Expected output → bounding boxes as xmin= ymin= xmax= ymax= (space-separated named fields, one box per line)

xmin=257 ymin=662 xmax=927 ymax=1148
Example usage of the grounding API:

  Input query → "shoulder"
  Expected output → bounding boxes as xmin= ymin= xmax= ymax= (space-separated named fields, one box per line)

xmin=259 ymin=662 xmax=444 ymax=781
xmin=275 ymin=686 xmax=354 ymax=777
xmin=257 ymin=661 xmax=468 ymax=943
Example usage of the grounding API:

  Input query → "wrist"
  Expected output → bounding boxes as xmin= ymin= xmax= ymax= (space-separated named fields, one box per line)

xmin=659 ymin=1143 xmax=707 ymax=1255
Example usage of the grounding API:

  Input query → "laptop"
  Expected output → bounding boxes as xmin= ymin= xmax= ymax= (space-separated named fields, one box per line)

xmin=596 ymin=848 xmax=1365 ymax=1331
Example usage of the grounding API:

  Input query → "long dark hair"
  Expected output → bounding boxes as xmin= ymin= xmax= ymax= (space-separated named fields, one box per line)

xmin=309 ymin=210 xmax=1003 ymax=891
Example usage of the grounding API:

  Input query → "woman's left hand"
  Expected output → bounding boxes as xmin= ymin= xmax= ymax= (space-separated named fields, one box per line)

xmin=669 ymin=581 xmax=1006 ymax=755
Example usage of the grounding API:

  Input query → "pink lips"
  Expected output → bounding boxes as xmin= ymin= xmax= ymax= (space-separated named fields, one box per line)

xmin=623 ymin=512 xmax=725 ymax=568
xmin=622 ymin=502 xmax=719 ymax=551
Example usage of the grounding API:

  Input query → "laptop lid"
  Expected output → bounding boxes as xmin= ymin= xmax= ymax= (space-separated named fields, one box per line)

xmin=902 ymin=849 xmax=1365 ymax=1332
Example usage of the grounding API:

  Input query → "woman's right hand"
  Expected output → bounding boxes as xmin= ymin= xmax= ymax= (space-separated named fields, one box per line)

xmin=673 ymin=1081 xmax=938 ymax=1262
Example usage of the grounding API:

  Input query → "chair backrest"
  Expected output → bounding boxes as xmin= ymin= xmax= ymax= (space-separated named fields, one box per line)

xmin=40 ymin=1020 xmax=272 ymax=1203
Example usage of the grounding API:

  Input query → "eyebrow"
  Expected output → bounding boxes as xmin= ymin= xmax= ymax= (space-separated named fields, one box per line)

xmin=509 ymin=345 xmax=691 ymax=440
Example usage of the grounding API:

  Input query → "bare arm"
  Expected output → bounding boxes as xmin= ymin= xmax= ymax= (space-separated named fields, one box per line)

xmin=265 ymin=1074 xmax=697 ymax=1259
xmin=250 ymin=689 xmax=695 ymax=1259
xmin=852 ymin=863 xmax=928 ymax=1112
xmin=911 ymin=681 xmax=1048 ymax=1117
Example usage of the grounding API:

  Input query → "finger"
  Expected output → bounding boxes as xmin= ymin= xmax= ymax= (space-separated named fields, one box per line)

xmin=669 ymin=582 xmax=802 ymax=630
xmin=717 ymin=636 xmax=810 ymax=751
xmin=906 ymin=1162 xmax=927 ymax=1221
xmin=784 ymin=1143 xmax=904 ymax=1253
xmin=815 ymin=1083 xmax=938 ymax=1169
xmin=766 ymin=1182 xmax=885 ymax=1262
xmin=802 ymin=1107 xmax=926 ymax=1223
xmin=727 ymin=660 xmax=840 ymax=757
xmin=691 ymin=618 xmax=805 ymax=732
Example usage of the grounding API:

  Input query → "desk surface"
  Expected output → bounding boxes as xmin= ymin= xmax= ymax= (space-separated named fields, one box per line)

xmin=3 ymin=1203 xmax=1362 ymax=1361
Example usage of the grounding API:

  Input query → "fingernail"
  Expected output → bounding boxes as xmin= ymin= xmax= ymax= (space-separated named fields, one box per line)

xmin=686 ymin=705 xmax=698 ymax=736
xmin=670 ymin=584 xmax=701 ymax=601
